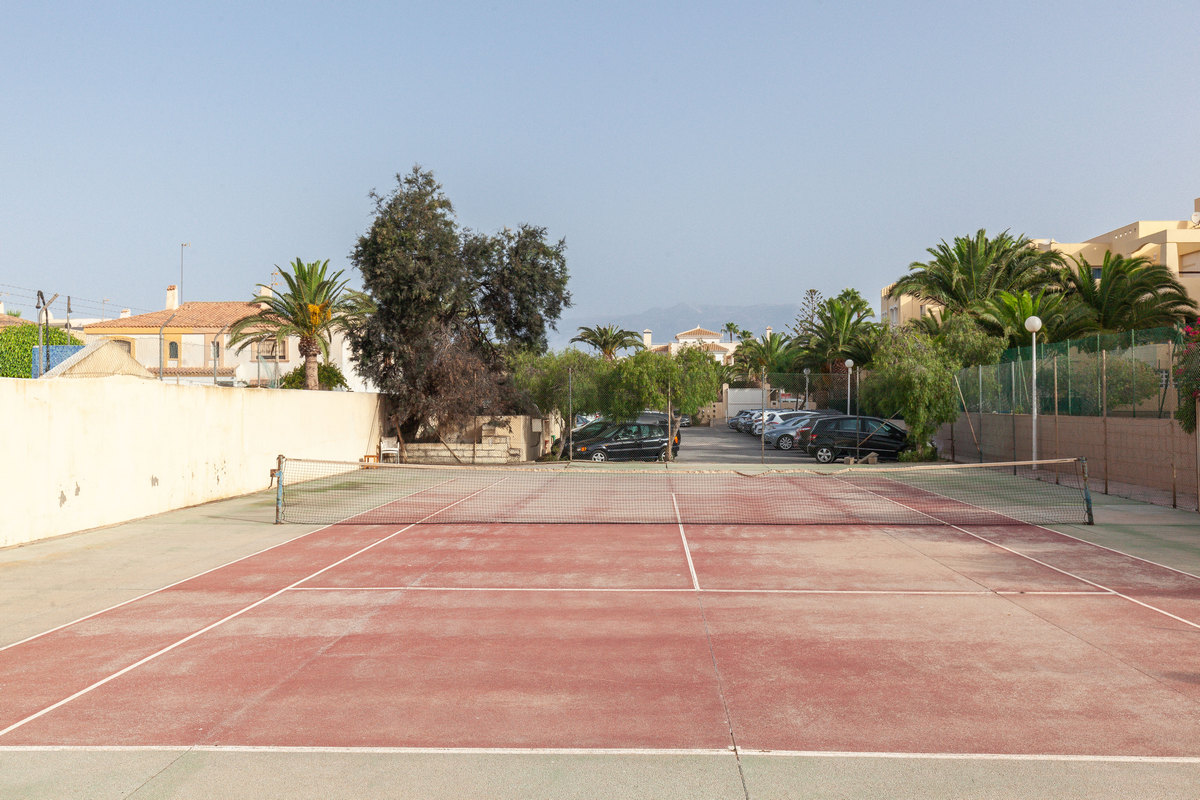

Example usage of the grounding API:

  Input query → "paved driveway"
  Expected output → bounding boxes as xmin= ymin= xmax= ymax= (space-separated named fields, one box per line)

xmin=674 ymin=423 xmax=809 ymax=465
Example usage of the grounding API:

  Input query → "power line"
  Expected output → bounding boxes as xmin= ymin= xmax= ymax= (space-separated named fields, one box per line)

xmin=0 ymin=282 xmax=154 ymax=316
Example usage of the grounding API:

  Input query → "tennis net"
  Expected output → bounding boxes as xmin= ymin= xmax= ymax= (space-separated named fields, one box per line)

xmin=275 ymin=457 xmax=1093 ymax=527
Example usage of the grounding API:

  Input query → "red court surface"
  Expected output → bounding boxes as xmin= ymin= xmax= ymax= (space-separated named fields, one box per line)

xmin=2 ymin=495 xmax=1200 ymax=761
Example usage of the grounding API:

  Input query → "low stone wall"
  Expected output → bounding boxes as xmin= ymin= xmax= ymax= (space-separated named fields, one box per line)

xmin=393 ymin=442 xmax=514 ymax=465
xmin=1 ymin=376 xmax=382 ymax=546
xmin=391 ymin=415 xmax=549 ymax=464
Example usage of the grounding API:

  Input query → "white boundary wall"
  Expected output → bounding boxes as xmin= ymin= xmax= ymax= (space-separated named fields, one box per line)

xmin=1 ymin=377 xmax=382 ymax=547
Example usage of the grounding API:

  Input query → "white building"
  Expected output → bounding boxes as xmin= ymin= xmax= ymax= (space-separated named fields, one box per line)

xmin=641 ymin=326 xmax=741 ymax=363
xmin=82 ymin=286 xmax=371 ymax=390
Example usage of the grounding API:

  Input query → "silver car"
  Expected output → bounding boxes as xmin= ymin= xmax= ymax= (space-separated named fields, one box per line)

xmin=764 ymin=412 xmax=827 ymax=450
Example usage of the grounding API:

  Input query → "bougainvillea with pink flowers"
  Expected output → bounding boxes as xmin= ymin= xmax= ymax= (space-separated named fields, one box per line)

xmin=1175 ymin=317 xmax=1200 ymax=433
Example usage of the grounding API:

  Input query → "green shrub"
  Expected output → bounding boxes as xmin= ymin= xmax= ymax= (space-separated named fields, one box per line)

xmin=0 ymin=325 xmax=82 ymax=378
xmin=279 ymin=361 xmax=349 ymax=390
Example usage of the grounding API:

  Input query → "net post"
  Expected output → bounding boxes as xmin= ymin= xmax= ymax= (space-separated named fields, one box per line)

xmin=1080 ymin=457 xmax=1094 ymax=525
xmin=275 ymin=454 xmax=285 ymax=524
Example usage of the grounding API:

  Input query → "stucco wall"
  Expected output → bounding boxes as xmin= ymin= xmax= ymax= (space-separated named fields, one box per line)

xmin=1 ymin=377 xmax=382 ymax=547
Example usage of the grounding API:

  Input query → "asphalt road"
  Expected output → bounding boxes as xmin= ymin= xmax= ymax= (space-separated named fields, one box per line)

xmin=673 ymin=422 xmax=811 ymax=465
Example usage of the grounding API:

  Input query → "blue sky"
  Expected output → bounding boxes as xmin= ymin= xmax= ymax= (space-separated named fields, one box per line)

xmin=3 ymin=1 xmax=1199 ymax=327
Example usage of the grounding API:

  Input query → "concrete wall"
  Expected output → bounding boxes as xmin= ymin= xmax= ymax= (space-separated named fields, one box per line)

xmin=936 ymin=409 xmax=1199 ymax=510
xmin=1 ymin=377 xmax=382 ymax=547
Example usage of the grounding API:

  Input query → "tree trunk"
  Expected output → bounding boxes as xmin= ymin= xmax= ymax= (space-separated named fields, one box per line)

xmin=305 ymin=354 xmax=319 ymax=390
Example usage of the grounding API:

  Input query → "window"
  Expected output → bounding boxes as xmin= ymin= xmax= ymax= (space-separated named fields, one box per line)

xmin=258 ymin=339 xmax=287 ymax=360
xmin=1091 ymin=267 xmax=1103 ymax=280
xmin=113 ymin=339 xmax=132 ymax=354
xmin=168 ymin=341 xmax=179 ymax=360
xmin=860 ymin=419 xmax=883 ymax=435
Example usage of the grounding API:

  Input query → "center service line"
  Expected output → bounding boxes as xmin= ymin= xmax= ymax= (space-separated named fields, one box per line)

xmin=672 ymin=493 xmax=701 ymax=591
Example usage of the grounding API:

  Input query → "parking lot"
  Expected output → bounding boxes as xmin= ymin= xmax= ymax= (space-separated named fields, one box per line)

xmin=673 ymin=421 xmax=810 ymax=465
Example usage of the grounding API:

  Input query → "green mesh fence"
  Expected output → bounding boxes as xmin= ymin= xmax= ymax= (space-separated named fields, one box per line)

xmin=955 ymin=327 xmax=1183 ymax=419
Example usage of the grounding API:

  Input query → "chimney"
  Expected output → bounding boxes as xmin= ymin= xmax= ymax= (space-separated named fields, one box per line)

xmin=765 ymin=326 xmax=773 ymax=338
xmin=165 ymin=285 xmax=179 ymax=310
xmin=0 ymin=302 xmax=5 ymax=315
xmin=120 ymin=309 xmax=131 ymax=318
xmin=643 ymin=329 xmax=652 ymax=349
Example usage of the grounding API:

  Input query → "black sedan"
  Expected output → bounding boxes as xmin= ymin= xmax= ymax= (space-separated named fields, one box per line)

xmin=571 ymin=422 xmax=680 ymax=462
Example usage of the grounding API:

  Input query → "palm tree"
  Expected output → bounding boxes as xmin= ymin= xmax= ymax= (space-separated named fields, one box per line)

xmin=733 ymin=331 xmax=797 ymax=379
xmin=570 ymin=324 xmax=643 ymax=361
xmin=795 ymin=293 xmax=879 ymax=371
xmin=1055 ymin=252 xmax=1197 ymax=337
xmin=229 ymin=258 xmax=374 ymax=390
xmin=722 ymin=321 xmax=741 ymax=343
xmin=975 ymin=289 xmax=1070 ymax=348
xmin=889 ymin=229 xmax=1062 ymax=316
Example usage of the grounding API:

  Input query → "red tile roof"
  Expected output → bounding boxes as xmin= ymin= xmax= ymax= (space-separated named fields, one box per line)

xmin=676 ymin=326 xmax=721 ymax=339
xmin=83 ymin=302 xmax=264 ymax=331
xmin=0 ymin=315 xmax=34 ymax=329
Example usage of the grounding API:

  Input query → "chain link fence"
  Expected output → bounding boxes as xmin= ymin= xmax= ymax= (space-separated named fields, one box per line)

xmin=955 ymin=327 xmax=1182 ymax=419
xmin=943 ymin=327 xmax=1199 ymax=511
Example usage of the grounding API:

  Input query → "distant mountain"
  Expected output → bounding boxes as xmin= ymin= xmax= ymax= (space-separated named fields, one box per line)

xmin=548 ymin=302 xmax=802 ymax=350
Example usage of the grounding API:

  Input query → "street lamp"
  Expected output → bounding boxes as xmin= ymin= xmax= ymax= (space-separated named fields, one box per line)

xmin=180 ymin=243 xmax=190 ymax=304
xmin=1024 ymin=316 xmax=1043 ymax=467
xmin=844 ymin=359 xmax=854 ymax=414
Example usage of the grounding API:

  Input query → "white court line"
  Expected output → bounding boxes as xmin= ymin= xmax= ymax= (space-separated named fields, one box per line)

xmin=0 ymin=745 xmax=1196 ymax=763
xmin=0 ymin=745 xmax=731 ymax=756
xmin=0 ymin=477 xmax=459 ymax=654
xmin=672 ymin=493 xmax=701 ymax=591
xmin=739 ymin=749 xmax=1200 ymax=763
xmin=0 ymin=477 xmax=509 ymax=741
xmin=287 ymin=586 xmax=1111 ymax=596
xmin=896 ymin=478 xmax=1200 ymax=582
xmin=838 ymin=476 xmax=1200 ymax=632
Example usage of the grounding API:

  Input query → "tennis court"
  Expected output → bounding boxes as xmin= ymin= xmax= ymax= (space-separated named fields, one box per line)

xmin=2 ymin=458 xmax=1200 ymax=798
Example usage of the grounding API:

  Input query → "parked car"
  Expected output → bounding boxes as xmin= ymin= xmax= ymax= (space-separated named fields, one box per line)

xmin=678 ymin=414 xmax=691 ymax=427
xmin=800 ymin=415 xmax=910 ymax=463
xmin=751 ymin=410 xmax=812 ymax=436
xmin=571 ymin=422 xmax=681 ymax=462
xmin=764 ymin=411 xmax=831 ymax=450
xmin=728 ymin=409 xmax=757 ymax=430
xmin=737 ymin=411 xmax=766 ymax=433
xmin=571 ymin=417 xmax=611 ymax=441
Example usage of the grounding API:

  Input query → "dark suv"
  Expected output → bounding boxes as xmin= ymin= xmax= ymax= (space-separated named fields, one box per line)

xmin=801 ymin=415 xmax=910 ymax=463
xmin=571 ymin=422 xmax=681 ymax=462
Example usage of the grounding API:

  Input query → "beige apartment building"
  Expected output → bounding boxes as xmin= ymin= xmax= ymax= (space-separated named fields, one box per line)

xmin=880 ymin=284 xmax=942 ymax=327
xmin=882 ymin=195 xmax=1200 ymax=326
xmin=1030 ymin=196 xmax=1200 ymax=302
